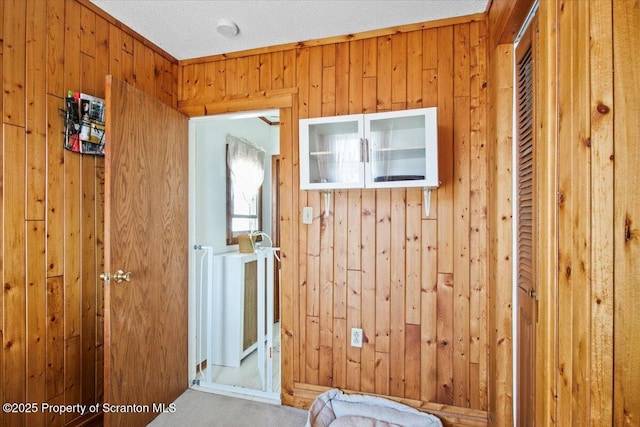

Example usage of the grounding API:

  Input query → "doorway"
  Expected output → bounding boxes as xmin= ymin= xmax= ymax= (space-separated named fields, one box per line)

xmin=187 ymin=110 xmax=282 ymax=402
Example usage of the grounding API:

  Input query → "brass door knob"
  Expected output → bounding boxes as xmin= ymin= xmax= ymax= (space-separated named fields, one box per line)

xmin=113 ymin=270 xmax=132 ymax=284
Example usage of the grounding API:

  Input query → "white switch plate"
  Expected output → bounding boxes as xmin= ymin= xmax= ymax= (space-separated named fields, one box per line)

xmin=302 ymin=206 xmax=313 ymax=224
xmin=351 ymin=328 xmax=363 ymax=348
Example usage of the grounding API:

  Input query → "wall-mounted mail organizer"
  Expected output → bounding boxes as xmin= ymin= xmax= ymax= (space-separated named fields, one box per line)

xmin=63 ymin=91 xmax=105 ymax=156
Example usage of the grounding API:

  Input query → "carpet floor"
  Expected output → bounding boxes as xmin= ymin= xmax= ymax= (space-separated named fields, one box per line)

xmin=148 ymin=389 xmax=308 ymax=427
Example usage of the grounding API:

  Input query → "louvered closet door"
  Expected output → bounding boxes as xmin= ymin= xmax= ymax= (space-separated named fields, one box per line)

xmin=516 ymin=13 xmax=538 ymax=427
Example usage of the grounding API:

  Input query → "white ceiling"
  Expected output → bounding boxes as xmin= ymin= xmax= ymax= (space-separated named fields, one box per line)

xmin=89 ymin=0 xmax=489 ymax=61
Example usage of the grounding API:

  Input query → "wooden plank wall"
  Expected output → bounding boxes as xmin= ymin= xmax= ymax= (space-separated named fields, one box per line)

xmin=547 ymin=0 xmax=639 ymax=425
xmin=0 ymin=1 xmax=178 ymax=426
xmin=534 ymin=0 xmax=639 ymax=425
xmin=486 ymin=42 xmax=514 ymax=427
xmin=178 ymin=15 xmax=489 ymax=425
xmin=612 ymin=1 xmax=640 ymax=425
xmin=537 ymin=0 xmax=635 ymax=424
xmin=488 ymin=0 xmax=640 ymax=425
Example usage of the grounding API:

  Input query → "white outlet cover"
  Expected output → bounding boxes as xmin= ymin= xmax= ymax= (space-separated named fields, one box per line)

xmin=351 ymin=328 xmax=363 ymax=348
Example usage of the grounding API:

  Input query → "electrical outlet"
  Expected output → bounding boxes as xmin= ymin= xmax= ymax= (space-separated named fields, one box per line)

xmin=351 ymin=328 xmax=363 ymax=348
xmin=302 ymin=206 xmax=313 ymax=224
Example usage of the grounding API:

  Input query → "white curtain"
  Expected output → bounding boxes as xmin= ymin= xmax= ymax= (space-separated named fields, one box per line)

xmin=226 ymin=134 xmax=266 ymax=199
xmin=316 ymin=134 xmax=360 ymax=184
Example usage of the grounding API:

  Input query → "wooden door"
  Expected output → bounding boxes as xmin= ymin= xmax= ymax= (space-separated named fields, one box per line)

xmin=103 ymin=76 xmax=189 ymax=426
xmin=515 ymin=15 xmax=537 ymax=427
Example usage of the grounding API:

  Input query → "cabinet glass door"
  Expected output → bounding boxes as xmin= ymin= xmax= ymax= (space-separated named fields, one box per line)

xmin=365 ymin=108 xmax=438 ymax=189
xmin=300 ymin=114 xmax=364 ymax=189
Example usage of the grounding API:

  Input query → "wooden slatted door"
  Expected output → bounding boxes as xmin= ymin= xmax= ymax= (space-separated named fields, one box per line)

xmin=103 ymin=76 xmax=189 ymax=426
xmin=516 ymin=13 xmax=538 ymax=427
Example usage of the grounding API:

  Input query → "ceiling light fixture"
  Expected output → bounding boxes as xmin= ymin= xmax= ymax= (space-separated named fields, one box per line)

xmin=216 ymin=19 xmax=239 ymax=37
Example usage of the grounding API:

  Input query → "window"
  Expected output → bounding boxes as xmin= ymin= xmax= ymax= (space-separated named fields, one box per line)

xmin=225 ymin=135 xmax=265 ymax=245
xmin=226 ymin=163 xmax=262 ymax=244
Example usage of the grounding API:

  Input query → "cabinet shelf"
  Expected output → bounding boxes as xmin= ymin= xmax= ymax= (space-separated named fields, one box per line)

xmin=371 ymin=145 xmax=424 ymax=153
xmin=373 ymin=174 xmax=425 ymax=182
xmin=309 ymin=150 xmax=356 ymax=156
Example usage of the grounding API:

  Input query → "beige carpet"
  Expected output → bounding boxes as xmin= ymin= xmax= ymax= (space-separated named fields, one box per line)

xmin=148 ymin=390 xmax=308 ymax=426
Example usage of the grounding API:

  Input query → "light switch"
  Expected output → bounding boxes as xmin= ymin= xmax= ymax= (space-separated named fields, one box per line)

xmin=302 ymin=206 xmax=313 ymax=224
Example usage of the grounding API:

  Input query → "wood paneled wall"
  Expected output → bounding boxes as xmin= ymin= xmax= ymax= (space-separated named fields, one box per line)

xmin=611 ymin=1 xmax=640 ymax=424
xmin=486 ymin=42 xmax=514 ymax=427
xmin=179 ymin=15 xmax=490 ymax=426
xmin=488 ymin=0 xmax=640 ymax=425
xmin=535 ymin=0 xmax=639 ymax=425
xmin=0 ymin=1 xmax=178 ymax=426
xmin=1 ymin=1 xmax=633 ymax=426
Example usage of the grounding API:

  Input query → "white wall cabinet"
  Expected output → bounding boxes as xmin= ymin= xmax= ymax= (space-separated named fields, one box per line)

xmin=299 ymin=107 xmax=438 ymax=190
